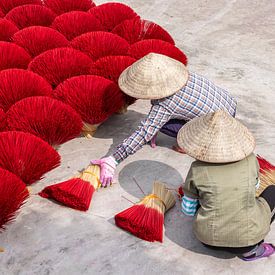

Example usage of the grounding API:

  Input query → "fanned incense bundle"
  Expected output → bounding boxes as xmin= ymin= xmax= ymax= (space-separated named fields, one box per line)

xmin=28 ymin=47 xmax=93 ymax=87
xmin=0 ymin=19 xmax=18 ymax=42
xmin=54 ymin=75 xmax=124 ymax=136
xmin=39 ymin=164 xmax=101 ymax=211
xmin=257 ymin=155 xmax=275 ymax=174
xmin=44 ymin=0 xmax=95 ymax=15
xmin=70 ymin=31 xmax=129 ymax=61
xmin=128 ymin=39 xmax=188 ymax=65
xmin=0 ymin=69 xmax=52 ymax=111
xmin=6 ymin=96 xmax=83 ymax=146
xmin=112 ymin=17 xmax=175 ymax=45
xmin=51 ymin=11 xmax=103 ymax=41
xmin=0 ymin=131 xmax=60 ymax=185
xmin=0 ymin=0 xmax=41 ymax=14
xmin=12 ymin=26 xmax=69 ymax=57
xmin=5 ymin=4 xmax=56 ymax=30
xmin=256 ymin=155 xmax=275 ymax=196
xmin=115 ymin=181 xmax=176 ymax=242
xmin=91 ymin=55 xmax=136 ymax=82
xmin=0 ymin=168 xmax=29 ymax=231
xmin=0 ymin=108 xmax=6 ymax=131
xmin=89 ymin=2 xmax=137 ymax=31
xmin=0 ymin=42 xmax=31 ymax=71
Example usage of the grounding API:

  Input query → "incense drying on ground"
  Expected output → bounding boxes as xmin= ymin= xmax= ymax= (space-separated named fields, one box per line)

xmin=115 ymin=181 xmax=176 ymax=242
xmin=6 ymin=96 xmax=83 ymax=147
xmin=39 ymin=164 xmax=102 ymax=211
xmin=51 ymin=11 xmax=103 ymax=41
xmin=0 ymin=108 xmax=6 ymax=131
xmin=28 ymin=47 xmax=93 ymax=88
xmin=128 ymin=39 xmax=188 ymax=65
xmin=5 ymin=4 xmax=56 ymax=29
xmin=0 ymin=69 xmax=52 ymax=112
xmin=88 ymin=2 xmax=137 ymax=32
xmin=112 ymin=17 xmax=175 ymax=45
xmin=0 ymin=0 xmax=42 ymax=14
xmin=70 ymin=31 xmax=130 ymax=61
xmin=0 ymin=167 xmax=29 ymax=231
xmin=44 ymin=0 xmax=95 ymax=15
xmin=0 ymin=42 xmax=31 ymax=71
xmin=54 ymin=75 xmax=124 ymax=137
xmin=257 ymin=155 xmax=275 ymax=196
xmin=0 ymin=131 xmax=60 ymax=185
xmin=90 ymin=55 xmax=137 ymax=107
xmin=12 ymin=26 xmax=69 ymax=57
xmin=0 ymin=19 xmax=18 ymax=42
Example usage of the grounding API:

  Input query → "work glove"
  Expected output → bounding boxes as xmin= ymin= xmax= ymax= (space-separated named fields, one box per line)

xmin=91 ymin=156 xmax=117 ymax=187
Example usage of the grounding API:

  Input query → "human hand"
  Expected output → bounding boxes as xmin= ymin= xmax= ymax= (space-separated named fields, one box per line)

xmin=91 ymin=156 xmax=117 ymax=187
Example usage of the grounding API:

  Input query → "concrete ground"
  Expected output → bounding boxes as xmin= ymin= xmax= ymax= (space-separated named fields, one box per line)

xmin=1 ymin=0 xmax=275 ymax=274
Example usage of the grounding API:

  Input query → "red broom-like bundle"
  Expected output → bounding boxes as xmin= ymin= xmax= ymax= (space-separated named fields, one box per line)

xmin=90 ymin=55 xmax=137 ymax=108
xmin=51 ymin=11 xmax=103 ymax=41
xmin=12 ymin=26 xmax=68 ymax=57
xmin=44 ymin=0 xmax=95 ymax=15
xmin=0 ymin=108 xmax=6 ymax=130
xmin=257 ymin=155 xmax=275 ymax=174
xmin=0 ymin=18 xmax=18 ymax=41
xmin=5 ymin=4 xmax=56 ymax=29
xmin=54 ymin=75 xmax=124 ymax=136
xmin=89 ymin=2 xmax=137 ymax=31
xmin=0 ymin=42 xmax=31 ymax=71
xmin=91 ymin=55 xmax=136 ymax=82
xmin=256 ymin=155 xmax=275 ymax=196
xmin=128 ymin=39 xmax=188 ymax=65
xmin=0 ymin=131 xmax=60 ymax=185
xmin=0 ymin=69 xmax=52 ymax=111
xmin=115 ymin=181 xmax=176 ymax=242
xmin=0 ymin=168 xmax=29 ymax=231
xmin=0 ymin=8 xmax=4 ymax=17
xmin=112 ymin=17 xmax=175 ymax=45
xmin=28 ymin=47 xmax=93 ymax=88
xmin=39 ymin=164 xmax=101 ymax=211
xmin=0 ymin=0 xmax=41 ymax=14
xmin=6 ymin=96 xmax=83 ymax=146
xmin=70 ymin=32 xmax=130 ymax=61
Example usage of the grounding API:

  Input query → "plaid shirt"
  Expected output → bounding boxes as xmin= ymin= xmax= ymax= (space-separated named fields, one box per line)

xmin=113 ymin=72 xmax=237 ymax=163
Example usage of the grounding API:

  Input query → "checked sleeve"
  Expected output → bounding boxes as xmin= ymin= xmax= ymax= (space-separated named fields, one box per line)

xmin=113 ymin=104 xmax=172 ymax=163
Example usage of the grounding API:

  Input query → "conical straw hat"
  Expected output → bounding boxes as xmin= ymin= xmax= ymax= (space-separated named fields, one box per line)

xmin=177 ymin=110 xmax=255 ymax=163
xmin=118 ymin=53 xmax=188 ymax=99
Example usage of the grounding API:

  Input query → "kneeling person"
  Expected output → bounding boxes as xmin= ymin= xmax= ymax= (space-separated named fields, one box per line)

xmin=178 ymin=110 xmax=275 ymax=261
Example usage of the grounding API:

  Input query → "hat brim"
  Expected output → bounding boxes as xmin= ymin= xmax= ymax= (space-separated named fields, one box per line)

xmin=177 ymin=111 xmax=256 ymax=163
xmin=118 ymin=53 xmax=189 ymax=100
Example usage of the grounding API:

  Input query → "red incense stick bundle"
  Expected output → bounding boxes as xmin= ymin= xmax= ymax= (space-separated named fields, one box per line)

xmin=39 ymin=164 xmax=101 ymax=211
xmin=115 ymin=181 xmax=176 ymax=242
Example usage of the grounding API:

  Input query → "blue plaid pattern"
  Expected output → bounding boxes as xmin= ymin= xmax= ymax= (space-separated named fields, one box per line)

xmin=113 ymin=72 xmax=237 ymax=162
xmin=181 ymin=196 xmax=198 ymax=216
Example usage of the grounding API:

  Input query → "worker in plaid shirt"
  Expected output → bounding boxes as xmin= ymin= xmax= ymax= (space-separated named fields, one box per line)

xmin=92 ymin=53 xmax=237 ymax=187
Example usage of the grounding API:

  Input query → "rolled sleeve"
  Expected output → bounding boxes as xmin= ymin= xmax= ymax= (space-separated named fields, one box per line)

xmin=113 ymin=104 xmax=172 ymax=163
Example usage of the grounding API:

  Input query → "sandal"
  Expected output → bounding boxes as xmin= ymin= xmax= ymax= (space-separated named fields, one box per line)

xmin=241 ymin=243 xmax=275 ymax=261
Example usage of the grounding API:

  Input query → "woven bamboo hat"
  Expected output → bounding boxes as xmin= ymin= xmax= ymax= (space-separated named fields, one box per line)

xmin=118 ymin=53 xmax=189 ymax=99
xmin=177 ymin=110 xmax=255 ymax=163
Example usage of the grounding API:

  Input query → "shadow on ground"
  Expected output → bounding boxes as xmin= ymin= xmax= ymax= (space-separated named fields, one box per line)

xmin=118 ymin=160 xmax=234 ymax=259
xmin=94 ymin=110 xmax=177 ymax=156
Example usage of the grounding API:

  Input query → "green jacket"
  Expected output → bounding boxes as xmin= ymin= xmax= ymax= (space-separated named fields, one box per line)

xmin=184 ymin=153 xmax=271 ymax=247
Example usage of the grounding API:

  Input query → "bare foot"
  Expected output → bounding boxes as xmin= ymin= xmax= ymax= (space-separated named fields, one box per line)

xmin=172 ymin=145 xmax=186 ymax=154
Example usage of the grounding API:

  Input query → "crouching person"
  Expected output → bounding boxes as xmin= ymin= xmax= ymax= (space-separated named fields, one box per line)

xmin=178 ymin=110 xmax=275 ymax=261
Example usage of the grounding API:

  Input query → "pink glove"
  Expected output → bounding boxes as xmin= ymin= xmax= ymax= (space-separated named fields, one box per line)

xmin=91 ymin=156 xmax=117 ymax=187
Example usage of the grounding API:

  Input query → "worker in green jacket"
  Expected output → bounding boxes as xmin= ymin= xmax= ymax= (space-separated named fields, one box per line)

xmin=178 ymin=110 xmax=275 ymax=261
